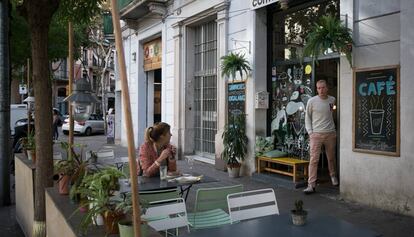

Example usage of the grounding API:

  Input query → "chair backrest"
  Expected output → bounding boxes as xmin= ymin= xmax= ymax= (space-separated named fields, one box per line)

xmin=53 ymin=152 xmax=63 ymax=160
xmin=227 ymin=188 xmax=279 ymax=223
xmin=140 ymin=187 xmax=180 ymax=203
xmin=194 ymin=185 xmax=243 ymax=212
xmin=96 ymin=149 xmax=114 ymax=159
xmin=143 ymin=198 xmax=189 ymax=232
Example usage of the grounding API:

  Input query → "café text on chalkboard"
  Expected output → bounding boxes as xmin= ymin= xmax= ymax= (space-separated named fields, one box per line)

xmin=228 ymin=82 xmax=246 ymax=118
xmin=353 ymin=66 xmax=400 ymax=156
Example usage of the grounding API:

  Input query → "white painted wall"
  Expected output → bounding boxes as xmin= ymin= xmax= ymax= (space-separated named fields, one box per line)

xmin=340 ymin=0 xmax=414 ymax=216
xmin=119 ymin=19 xmax=163 ymax=148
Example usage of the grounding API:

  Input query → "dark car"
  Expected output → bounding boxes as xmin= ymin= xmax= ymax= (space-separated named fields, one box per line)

xmin=12 ymin=108 xmax=62 ymax=152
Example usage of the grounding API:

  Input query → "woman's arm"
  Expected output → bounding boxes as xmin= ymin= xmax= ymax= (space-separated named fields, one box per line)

xmin=139 ymin=143 xmax=160 ymax=177
xmin=165 ymin=144 xmax=177 ymax=173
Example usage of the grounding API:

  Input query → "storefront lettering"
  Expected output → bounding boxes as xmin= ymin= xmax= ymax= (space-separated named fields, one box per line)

xmin=358 ymin=76 xmax=396 ymax=96
xmin=229 ymin=95 xmax=245 ymax=102
xmin=229 ymin=83 xmax=245 ymax=91
xmin=251 ymin=0 xmax=277 ymax=9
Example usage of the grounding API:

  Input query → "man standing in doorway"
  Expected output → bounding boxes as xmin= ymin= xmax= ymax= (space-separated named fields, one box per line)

xmin=303 ymin=80 xmax=338 ymax=194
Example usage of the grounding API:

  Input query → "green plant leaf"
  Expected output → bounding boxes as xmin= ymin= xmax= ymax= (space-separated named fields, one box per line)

xmin=303 ymin=15 xmax=353 ymax=66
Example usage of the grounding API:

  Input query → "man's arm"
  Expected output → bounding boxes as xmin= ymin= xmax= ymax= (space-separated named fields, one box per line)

xmin=305 ymin=101 xmax=313 ymax=134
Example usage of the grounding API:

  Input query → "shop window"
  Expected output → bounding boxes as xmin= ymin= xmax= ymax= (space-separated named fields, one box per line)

xmin=270 ymin=0 xmax=339 ymax=159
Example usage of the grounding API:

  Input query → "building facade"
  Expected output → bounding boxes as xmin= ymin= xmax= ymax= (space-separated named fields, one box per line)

xmin=117 ymin=0 xmax=414 ymax=216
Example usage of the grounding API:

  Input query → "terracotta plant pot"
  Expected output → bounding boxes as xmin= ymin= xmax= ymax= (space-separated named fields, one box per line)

xmin=58 ymin=174 xmax=70 ymax=195
xmin=103 ymin=211 xmax=125 ymax=234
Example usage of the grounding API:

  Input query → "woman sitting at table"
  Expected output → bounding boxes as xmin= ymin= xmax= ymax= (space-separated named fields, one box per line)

xmin=138 ymin=122 xmax=178 ymax=177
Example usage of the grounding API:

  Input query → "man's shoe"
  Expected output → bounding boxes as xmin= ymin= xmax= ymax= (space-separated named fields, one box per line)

xmin=331 ymin=176 xmax=339 ymax=186
xmin=303 ymin=185 xmax=315 ymax=194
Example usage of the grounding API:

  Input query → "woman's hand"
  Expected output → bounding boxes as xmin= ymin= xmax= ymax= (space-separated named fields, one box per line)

xmin=159 ymin=149 xmax=171 ymax=161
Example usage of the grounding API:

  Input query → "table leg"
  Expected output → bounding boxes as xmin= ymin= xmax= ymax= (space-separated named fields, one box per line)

xmin=293 ymin=164 xmax=297 ymax=182
xmin=179 ymin=184 xmax=193 ymax=201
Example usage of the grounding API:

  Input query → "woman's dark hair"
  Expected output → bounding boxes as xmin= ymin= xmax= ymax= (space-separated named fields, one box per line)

xmin=144 ymin=122 xmax=171 ymax=143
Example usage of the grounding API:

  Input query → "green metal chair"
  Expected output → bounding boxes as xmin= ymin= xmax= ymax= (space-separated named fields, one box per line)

xmin=139 ymin=189 xmax=182 ymax=237
xmin=187 ymin=184 xmax=243 ymax=229
xmin=140 ymin=188 xmax=180 ymax=203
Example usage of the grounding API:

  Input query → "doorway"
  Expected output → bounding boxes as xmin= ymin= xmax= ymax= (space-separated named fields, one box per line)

xmin=267 ymin=0 xmax=340 ymax=184
xmin=146 ymin=69 xmax=162 ymax=126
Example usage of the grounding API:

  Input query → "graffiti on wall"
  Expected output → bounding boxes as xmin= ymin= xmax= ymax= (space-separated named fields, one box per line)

xmin=271 ymin=64 xmax=313 ymax=159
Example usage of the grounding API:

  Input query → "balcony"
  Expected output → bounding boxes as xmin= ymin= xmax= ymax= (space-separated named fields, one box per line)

xmin=118 ymin=0 xmax=168 ymax=20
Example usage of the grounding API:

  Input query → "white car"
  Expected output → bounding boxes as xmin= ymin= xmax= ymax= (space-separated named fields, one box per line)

xmin=62 ymin=114 xmax=105 ymax=136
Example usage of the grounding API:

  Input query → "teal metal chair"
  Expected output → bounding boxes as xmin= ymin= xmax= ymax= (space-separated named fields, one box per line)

xmin=187 ymin=184 xmax=243 ymax=229
xmin=139 ymin=189 xmax=182 ymax=237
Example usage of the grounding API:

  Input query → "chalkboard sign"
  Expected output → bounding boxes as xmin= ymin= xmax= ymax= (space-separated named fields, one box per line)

xmin=353 ymin=66 xmax=400 ymax=156
xmin=228 ymin=82 xmax=246 ymax=118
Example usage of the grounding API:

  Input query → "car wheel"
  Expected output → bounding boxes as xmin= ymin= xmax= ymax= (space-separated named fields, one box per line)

xmin=84 ymin=127 xmax=92 ymax=136
xmin=14 ymin=139 xmax=23 ymax=153
xmin=63 ymin=130 xmax=69 ymax=135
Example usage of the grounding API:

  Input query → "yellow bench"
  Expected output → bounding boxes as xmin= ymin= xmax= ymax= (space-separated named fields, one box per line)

xmin=257 ymin=156 xmax=309 ymax=182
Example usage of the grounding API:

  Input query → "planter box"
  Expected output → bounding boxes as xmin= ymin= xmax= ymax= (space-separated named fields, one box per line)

xmin=15 ymin=153 xmax=35 ymax=237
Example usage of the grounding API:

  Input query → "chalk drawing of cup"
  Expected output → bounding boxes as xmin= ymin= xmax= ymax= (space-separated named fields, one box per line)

xmin=369 ymin=109 xmax=385 ymax=135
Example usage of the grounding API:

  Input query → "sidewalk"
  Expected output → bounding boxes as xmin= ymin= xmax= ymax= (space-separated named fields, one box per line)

xmin=2 ymin=136 xmax=413 ymax=236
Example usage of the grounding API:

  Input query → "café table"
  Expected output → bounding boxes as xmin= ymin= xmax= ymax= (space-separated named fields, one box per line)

xmin=180 ymin=213 xmax=381 ymax=237
xmin=97 ymin=156 xmax=129 ymax=170
xmin=119 ymin=173 xmax=218 ymax=201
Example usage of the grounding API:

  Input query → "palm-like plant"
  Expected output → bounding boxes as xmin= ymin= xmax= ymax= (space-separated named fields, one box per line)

xmin=221 ymin=52 xmax=251 ymax=81
xmin=303 ymin=15 xmax=353 ymax=66
xmin=221 ymin=114 xmax=248 ymax=168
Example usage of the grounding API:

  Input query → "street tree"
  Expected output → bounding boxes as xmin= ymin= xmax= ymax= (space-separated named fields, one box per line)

xmin=15 ymin=1 xmax=104 ymax=236
xmin=86 ymin=16 xmax=114 ymax=128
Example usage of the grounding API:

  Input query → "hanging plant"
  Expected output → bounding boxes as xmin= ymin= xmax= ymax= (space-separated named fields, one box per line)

xmin=303 ymin=15 xmax=353 ymax=66
xmin=221 ymin=52 xmax=251 ymax=81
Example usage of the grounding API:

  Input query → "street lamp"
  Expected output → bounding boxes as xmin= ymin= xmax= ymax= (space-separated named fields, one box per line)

xmin=23 ymin=95 xmax=35 ymax=108
xmin=63 ymin=77 xmax=98 ymax=122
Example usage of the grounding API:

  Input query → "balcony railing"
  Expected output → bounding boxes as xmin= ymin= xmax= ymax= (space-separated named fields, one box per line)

xmin=117 ymin=0 xmax=134 ymax=11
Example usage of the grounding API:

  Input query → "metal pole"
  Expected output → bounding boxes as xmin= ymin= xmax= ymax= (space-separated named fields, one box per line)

xmin=0 ymin=0 xmax=11 ymax=206
xmin=110 ymin=1 xmax=141 ymax=236
xmin=68 ymin=22 xmax=74 ymax=159
xmin=27 ymin=58 xmax=30 ymax=134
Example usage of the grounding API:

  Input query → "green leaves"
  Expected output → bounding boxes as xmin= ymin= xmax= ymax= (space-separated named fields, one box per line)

xmin=303 ymin=15 xmax=353 ymax=66
xmin=221 ymin=52 xmax=251 ymax=81
xmin=221 ymin=114 xmax=248 ymax=166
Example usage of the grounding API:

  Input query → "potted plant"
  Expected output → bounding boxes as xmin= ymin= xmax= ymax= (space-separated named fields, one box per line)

xmin=303 ymin=14 xmax=353 ymax=66
xmin=20 ymin=131 xmax=36 ymax=162
xmin=291 ymin=200 xmax=307 ymax=226
xmin=88 ymin=150 xmax=98 ymax=164
xmin=116 ymin=195 xmax=149 ymax=237
xmin=54 ymin=142 xmax=89 ymax=196
xmin=74 ymin=167 xmax=126 ymax=235
xmin=221 ymin=113 xmax=248 ymax=178
xmin=221 ymin=52 xmax=251 ymax=82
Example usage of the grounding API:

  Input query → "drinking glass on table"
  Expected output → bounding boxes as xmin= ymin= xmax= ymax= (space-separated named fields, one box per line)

xmin=187 ymin=157 xmax=194 ymax=170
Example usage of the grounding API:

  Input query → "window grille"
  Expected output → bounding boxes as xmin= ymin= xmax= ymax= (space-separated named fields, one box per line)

xmin=194 ymin=20 xmax=217 ymax=157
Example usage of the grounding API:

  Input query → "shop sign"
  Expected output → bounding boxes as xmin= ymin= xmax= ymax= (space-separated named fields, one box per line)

xmin=228 ymin=82 xmax=246 ymax=118
xmin=250 ymin=0 xmax=278 ymax=10
xmin=353 ymin=66 xmax=400 ymax=156
xmin=19 ymin=84 xmax=27 ymax=95
xmin=143 ymin=38 xmax=162 ymax=71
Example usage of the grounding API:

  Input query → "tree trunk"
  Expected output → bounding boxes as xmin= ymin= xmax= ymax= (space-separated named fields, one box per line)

xmin=24 ymin=1 xmax=58 ymax=236
xmin=0 ymin=0 xmax=11 ymax=206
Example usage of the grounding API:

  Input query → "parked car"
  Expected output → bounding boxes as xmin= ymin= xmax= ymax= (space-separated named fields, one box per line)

xmin=62 ymin=114 xmax=105 ymax=136
xmin=12 ymin=108 xmax=62 ymax=152
xmin=12 ymin=118 xmax=35 ymax=153
xmin=10 ymin=104 xmax=28 ymax=136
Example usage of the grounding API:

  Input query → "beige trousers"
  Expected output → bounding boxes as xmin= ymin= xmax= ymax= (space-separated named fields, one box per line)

xmin=308 ymin=132 xmax=337 ymax=187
